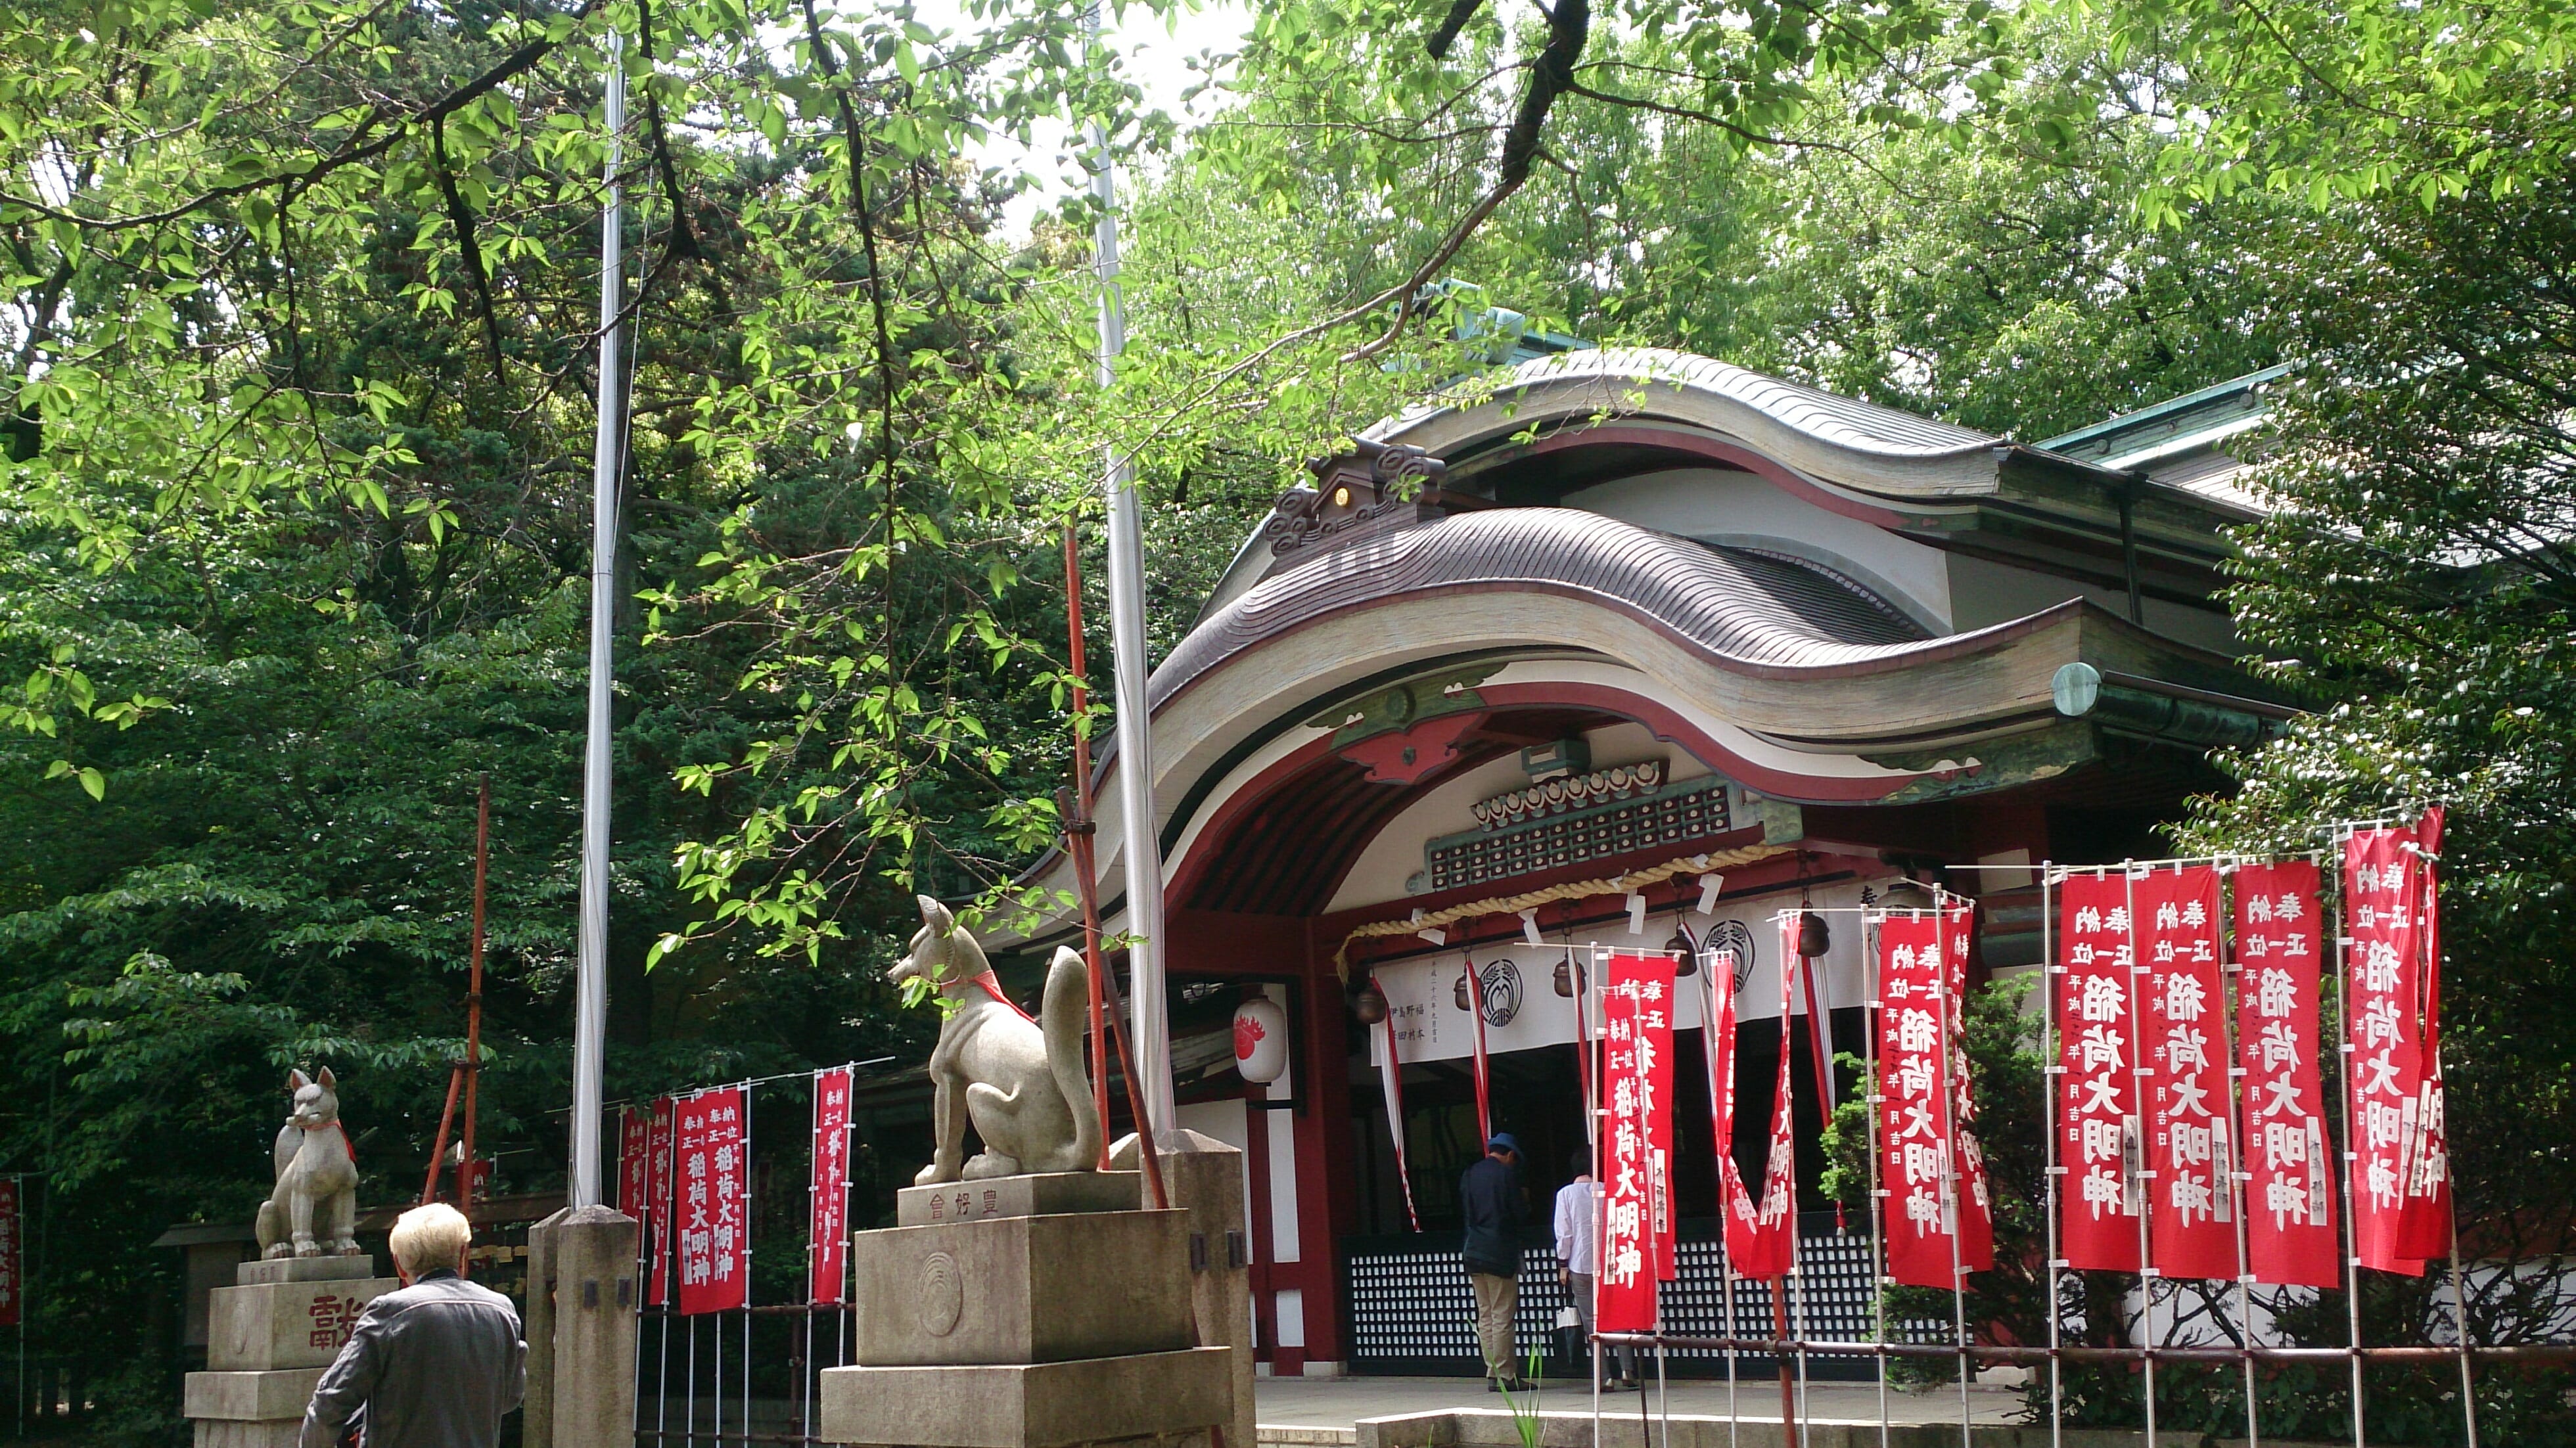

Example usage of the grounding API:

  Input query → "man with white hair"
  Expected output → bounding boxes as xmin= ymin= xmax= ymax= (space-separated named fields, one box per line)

xmin=301 ymin=1202 xmax=526 ymax=1448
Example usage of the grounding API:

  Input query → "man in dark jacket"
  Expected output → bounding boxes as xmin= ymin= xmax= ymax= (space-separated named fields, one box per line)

xmin=1458 ymin=1133 xmax=1529 ymax=1390
xmin=301 ymin=1203 xmax=526 ymax=1448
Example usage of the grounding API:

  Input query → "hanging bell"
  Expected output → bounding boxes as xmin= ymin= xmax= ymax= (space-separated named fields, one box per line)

xmin=1797 ymin=911 xmax=1831 ymax=958
xmin=1353 ymin=981 xmax=1389 ymax=1025
xmin=1454 ymin=972 xmax=1474 ymax=1012
xmin=1879 ymin=878 xmax=1936 ymax=911
xmin=1666 ymin=930 xmax=1699 ymax=975
xmin=1553 ymin=958 xmax=1585 ymax=997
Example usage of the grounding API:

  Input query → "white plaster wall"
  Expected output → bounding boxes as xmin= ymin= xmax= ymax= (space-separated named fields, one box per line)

xmin=1559 ymin=467 xmax=1956 ymax=632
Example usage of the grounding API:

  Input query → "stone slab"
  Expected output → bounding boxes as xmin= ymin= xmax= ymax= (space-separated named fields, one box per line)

xmin=208 ymin=1275 xmax=399 ymax=1372
xmin=237 ymin=1254 xmax=377 ymax=1286
xmin=818 ymin=1346 xmax=1233 ymax=1448
xmin=194 ymin=1420 xmax=305 ymax=1448
xmin=896 ymin=1171 xmax=1143 ymax=1227
xmin=185 ymin=1368 xmax=325 ymax=1421
xmin=850 ymin=1210 xmax=1194 ymax=1367
xmin=1348 ymin=1413 xmax=2215 ymax=1448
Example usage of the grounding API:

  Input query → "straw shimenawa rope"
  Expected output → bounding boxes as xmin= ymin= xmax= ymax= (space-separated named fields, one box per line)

xmin=1333 ymin=841 xmax=1793 ymax=976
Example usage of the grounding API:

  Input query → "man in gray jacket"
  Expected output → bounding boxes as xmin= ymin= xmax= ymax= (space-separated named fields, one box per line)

xmin=302 ymin=1202 xmax=526 ymax=1448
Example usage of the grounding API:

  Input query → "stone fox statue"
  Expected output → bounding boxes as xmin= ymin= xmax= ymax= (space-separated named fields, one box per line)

xmin=257 ymin=1067 xmax=361 ymax=1258
xmin=890 ymin=896 xmax=1101 ymax=1183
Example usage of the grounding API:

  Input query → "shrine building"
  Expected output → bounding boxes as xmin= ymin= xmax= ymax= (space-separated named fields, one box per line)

xmin=984 ymin=347 xmax=2293 ymax=1376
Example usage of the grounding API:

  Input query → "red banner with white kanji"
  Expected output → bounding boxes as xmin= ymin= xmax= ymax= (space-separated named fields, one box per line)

xmin=676 ymin=1087 xmax=749 ymax=1314
xmin=810 ymin=1067 xmax=853 ymax=1304
xmin=2136 ymin=867 xmax=2238 ymax=1280
xmin=0 ymin=1178 xmax=20 ymax=1328
xmin=2234 ymin=860 xmax=2337 ymax=1288
xmin=1877 ymin=909 xmax=1991 ymax=1287
xmin=646 ymin=1097 xmax=675 ymax=1306
xmin=1598 ymin=951 xmax=1674 ymax=1330
xmin=2400 ymin=809 xmax=2452 ymax=1263
xmin=618 ymin=1106 xmax=652 ymax=1220
xmin=1702 ymin=943 xmax=1763 ymax=1274
xmin=1725 ymin=920 xmax=1799 ymax=1279
xmin=2058 ymin=871 xmax=2143 ymax=1271
xmin=2346 ymin=812 xmax=2450 ymax=1275
xmin=1939 ymin=905 xmax=1995 ymax=1273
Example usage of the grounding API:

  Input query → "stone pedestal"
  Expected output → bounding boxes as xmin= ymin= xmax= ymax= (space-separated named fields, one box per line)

xmin=819 ymin=1348 xmax=1233 ymax=1448
xmin=851 ymin=1209 xmax=1195 ymax=1366
xmin=1114 ymin=1132 xmax=1254 ymax=1448
xmin=184 ymin=1255 xmax=396 ymax=1448
xmin=821 ymin=1177 xmax=1233 ymax=1448
xmin=896 ymin=1171 xmax=1141 ymax=1227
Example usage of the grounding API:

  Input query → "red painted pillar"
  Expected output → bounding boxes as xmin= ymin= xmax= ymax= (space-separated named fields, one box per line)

xmin=1293 ymin=934 xmax=1360 ymax=1372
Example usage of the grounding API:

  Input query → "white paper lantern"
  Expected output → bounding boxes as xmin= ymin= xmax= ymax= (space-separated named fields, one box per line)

xmin=1233 ymin=996 xmax=1290 ymax=1084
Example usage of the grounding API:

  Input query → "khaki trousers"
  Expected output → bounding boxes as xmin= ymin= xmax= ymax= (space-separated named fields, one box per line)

xmin=1469 ymin=1271 xmax=1519 ymax=1380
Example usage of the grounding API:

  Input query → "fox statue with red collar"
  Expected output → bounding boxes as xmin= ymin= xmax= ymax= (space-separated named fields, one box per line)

xmin=891 ymin=896 xmax=1099 ymax=1183
xmin=258 ymin=1067 xmax=363 ymax=1259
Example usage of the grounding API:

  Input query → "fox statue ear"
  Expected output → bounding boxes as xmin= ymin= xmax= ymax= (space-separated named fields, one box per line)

xmin=917 ymin=895 xmax=954 ymax=936
xmin=316 ymin=1066 xmax=337 ymax=1090
xmin=288 ymin=1069 xmax=311 ymax=1092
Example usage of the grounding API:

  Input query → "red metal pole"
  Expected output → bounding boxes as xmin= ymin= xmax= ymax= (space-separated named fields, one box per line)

xmin=420 ymin=1064 xmax=463 ymax=1206
xmin=1774 ymin=1279 xmax=1801 ymax=1448
xmin=1059 ymin=523 xmax=1164 ymax=1208
xmin=457 ymin=778 xmax=490 ymax=1227
xmin=1063 ymin=528 xmax=1114 ymax=1167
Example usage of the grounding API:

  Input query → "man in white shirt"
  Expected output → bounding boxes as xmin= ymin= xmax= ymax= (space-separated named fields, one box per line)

xmin=1553 ymin=1148 xmax=1638 ymax=1390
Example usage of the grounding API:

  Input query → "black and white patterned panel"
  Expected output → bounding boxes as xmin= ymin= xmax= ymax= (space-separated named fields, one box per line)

xmin=1348 ymin=1226 xmax=1910 ymax=1371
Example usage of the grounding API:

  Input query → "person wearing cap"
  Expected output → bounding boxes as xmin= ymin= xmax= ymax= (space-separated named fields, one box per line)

xmin=1458 ymin=1133 xmax=1530 ymax=1390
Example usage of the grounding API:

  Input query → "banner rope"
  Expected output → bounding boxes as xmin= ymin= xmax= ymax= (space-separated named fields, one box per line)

xmin=1331 ymin=841 xmax=1792 ymax=976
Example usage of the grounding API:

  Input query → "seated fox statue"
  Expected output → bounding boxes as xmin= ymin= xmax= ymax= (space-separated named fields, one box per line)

xmin=891 ymin=895 xmax=1100 ymax=1183
xmin=256 ymin=1067 xmax=361 ymax=1258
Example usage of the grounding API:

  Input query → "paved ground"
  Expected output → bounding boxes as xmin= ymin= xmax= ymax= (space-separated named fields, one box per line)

xmin=1253 ymin=1374 xmax=2027 ymax=1430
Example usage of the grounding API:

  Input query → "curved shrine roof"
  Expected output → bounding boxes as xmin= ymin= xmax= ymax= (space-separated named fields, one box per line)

xmin=1359 ymin=346 xmax=2007 ymax=499
xmin=1162 ymin=507 xmax=1946 ymax=710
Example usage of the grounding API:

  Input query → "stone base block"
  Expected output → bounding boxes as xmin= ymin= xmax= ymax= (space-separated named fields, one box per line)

xmin=237 ymin=1255 xmax=376 ymax=1286
xmin=208 ymin=1275 xmax=398 ymax=1371
xmin=818 ymin=1346 xmax=1233 ymax=1448
xmin=192 ymin=1419 xmax=304 ymax=1448
xmin=186 ymin=1368 xmax=325 ymax=1421
xmin=851 ymin=1211 xmax=1193 ymax=1366
xmin=897 ymin=1172 xmax=1141 ymax=1227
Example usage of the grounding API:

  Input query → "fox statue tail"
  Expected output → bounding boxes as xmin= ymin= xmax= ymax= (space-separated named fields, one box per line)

xmin=1042 ymin=945 xmax=1103 ymax=1169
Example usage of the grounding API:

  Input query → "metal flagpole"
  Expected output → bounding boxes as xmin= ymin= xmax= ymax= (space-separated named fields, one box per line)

xmin=2123 ymin=865 xmax=2159 ymax=1448
xmin=2039 ymin=866 xmax=2064 ymax=1448
xmin=1085 ymin=3 xmax=1174 ymax=1135
xmin=1861 ymin=914 xmax=1890 ymax=1448
xmin=2330 ymin=828 xmax=2368 ymax=1448
xmin=570 ymin=20 xmax=626 ymax=1211
xmin=2219 ymin=861 xmax=2263 ymax=1448
xmin=1930 ymin=901 xmax=1971 ymax=1448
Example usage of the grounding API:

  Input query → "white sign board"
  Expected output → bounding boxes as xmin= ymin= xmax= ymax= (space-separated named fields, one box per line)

xmin=1368 ymin=879 xmax=1876 ymax=1066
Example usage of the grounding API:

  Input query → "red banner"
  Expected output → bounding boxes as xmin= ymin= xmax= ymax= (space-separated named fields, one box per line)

xmin=1877 ymin=909 xmax=1990 ymax=1287
xmin=1703 ymin=941 xmax=1763 ymax=1273
xmin=1726 ymin=920 xmax=1800 ymax=1279
xmin=646 ymin=1097 xmax=675 ymax=1307
xmin=2136 ymin=867 xmax=2238 ymax=1280
xmin=2234 ymin=860 xmax=2338 ymax=1288
xmin=618 ymin=1107 xmax=652 ymax=1219
xmin=0 ymin=1179 xmax=19 ymax=1328
xmin=2401 ymin=810 xmax=2452 ymax=1262
xmin=676 ymin=1087 xmax=750 ymax=1314
xmin=810 ymin=1067 xmax=854 ymax=1304
xmin=2058 ymin=871 xmax=2144 ymax=1271
xmin=2345 ymin=813 xmax=2450 ymax=1275
xmin=1598 ymin=951 xmax=1674 ymax=1330
xmin=1939 ymin=906 xmax=1995 ymax=1274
